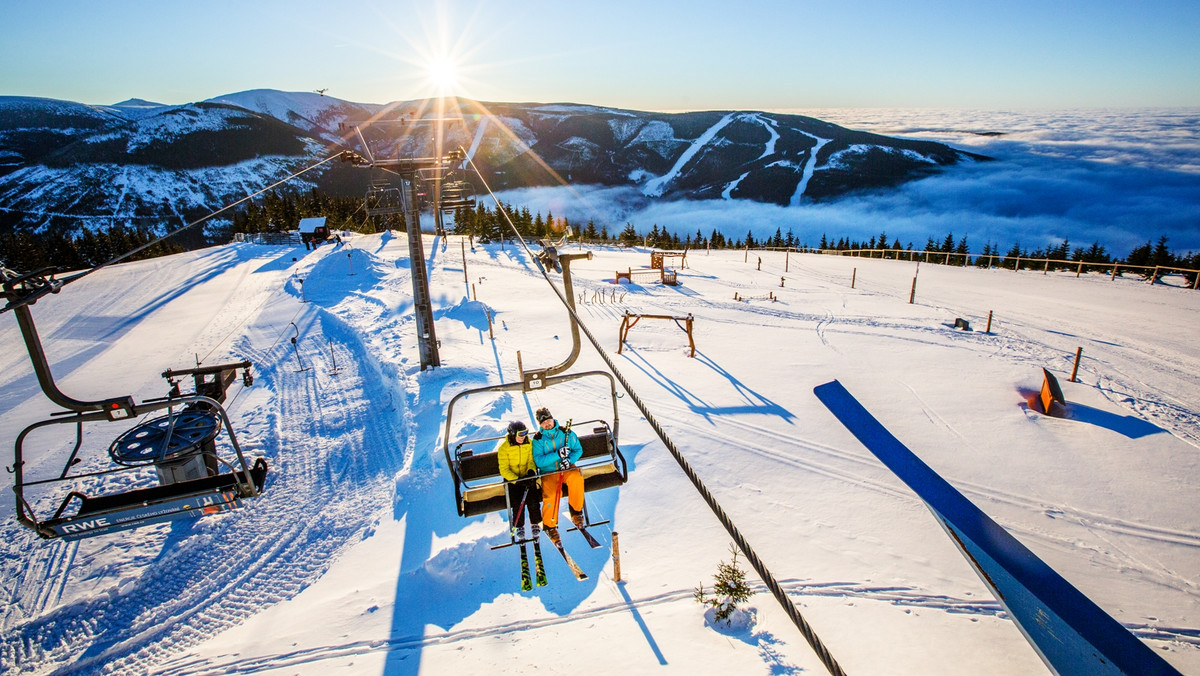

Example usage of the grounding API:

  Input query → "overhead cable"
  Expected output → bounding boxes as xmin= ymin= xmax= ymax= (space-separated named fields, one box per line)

xmin=463 ymin=153 xmax=849 ymax=676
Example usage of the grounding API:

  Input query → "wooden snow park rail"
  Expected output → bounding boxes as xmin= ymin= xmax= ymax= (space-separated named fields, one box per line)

xmin=650 ymin=249 xmax=688 ymax=270
xmin=617 ymin=312 xmax=696 ymax=357
xmin=615 ymin=266 xmax=679 ymax=286
xmin=815 ymin=247 xmax=1200 ymax=289
xmin=815 ymin=380 xmax=1183 ymax=676
xmin=734 ymin=291 xmax=776 ymax=302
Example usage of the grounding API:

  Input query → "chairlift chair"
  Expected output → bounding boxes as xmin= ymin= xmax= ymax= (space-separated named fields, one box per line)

xmin=438 ymin=180 xmax=476 ymax=214
xmin=3 ymin=267 xmax=268 ymax=541
xmin=440 ymin=250 xmax=628 ymax=547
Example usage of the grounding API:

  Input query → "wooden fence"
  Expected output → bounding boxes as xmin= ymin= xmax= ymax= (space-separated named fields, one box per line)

xmin=815 ymin=247 xmax=1200 ymax=289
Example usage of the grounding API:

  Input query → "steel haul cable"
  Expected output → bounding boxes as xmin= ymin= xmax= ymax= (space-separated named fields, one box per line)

xmin=463 ymin=153 xmax=849 ymax=676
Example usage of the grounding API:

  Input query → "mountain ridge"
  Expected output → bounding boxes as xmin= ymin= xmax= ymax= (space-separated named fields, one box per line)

xmin=0 ymin=90 xmax=989 ymax=238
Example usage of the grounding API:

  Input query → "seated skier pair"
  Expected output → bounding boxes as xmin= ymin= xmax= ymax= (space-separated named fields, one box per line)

xmin=496 ymin=406 xmax=585 ymax=541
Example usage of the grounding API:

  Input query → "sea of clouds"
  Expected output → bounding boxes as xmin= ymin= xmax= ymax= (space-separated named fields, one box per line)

xmin=493 ymin=108 xmax=1200 ymax=257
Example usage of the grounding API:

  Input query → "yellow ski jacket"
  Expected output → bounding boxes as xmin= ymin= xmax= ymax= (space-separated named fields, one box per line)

xmin=496 ymin=437 xmax=536 ymax=482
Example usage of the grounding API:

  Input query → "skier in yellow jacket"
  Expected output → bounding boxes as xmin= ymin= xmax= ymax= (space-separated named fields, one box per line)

xmin=496 ymin=420 xmax=542 ymax=535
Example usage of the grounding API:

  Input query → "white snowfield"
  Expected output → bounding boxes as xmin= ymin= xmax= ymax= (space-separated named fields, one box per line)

xmin=1 ymin=234 xmax=1198 ymax=675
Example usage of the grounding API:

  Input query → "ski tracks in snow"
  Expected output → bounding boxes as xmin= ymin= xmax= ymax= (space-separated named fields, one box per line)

xmin=643 ymin=395 xmax=1200 ymax=586
xmin=0 ymin=249 xmax=419 ymax=675
xmin=152 ymin=575 xmax=1200 ymax=675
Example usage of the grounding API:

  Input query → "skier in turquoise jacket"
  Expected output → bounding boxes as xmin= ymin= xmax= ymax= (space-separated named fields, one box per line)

xmin=530 ymin=406 xmax=585 ymax=535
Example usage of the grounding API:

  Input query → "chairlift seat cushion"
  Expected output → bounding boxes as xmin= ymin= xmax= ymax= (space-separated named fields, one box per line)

xmin=73 ymin=461 xmax=267 ymax=517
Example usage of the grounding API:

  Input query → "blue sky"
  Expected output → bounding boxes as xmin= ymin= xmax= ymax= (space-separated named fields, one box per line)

xmin=2 ymin=0 xmax=1198 ymax=110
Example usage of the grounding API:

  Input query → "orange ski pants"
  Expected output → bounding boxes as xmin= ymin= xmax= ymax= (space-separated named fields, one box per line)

xmin=541 ymin=468 xmax=584 ymax=528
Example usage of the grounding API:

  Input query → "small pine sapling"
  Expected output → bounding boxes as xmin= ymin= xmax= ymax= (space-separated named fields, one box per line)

xmin=693 ymin=544 xmax=753 ymax=623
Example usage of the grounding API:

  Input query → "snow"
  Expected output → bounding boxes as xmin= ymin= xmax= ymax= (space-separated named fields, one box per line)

xmin=1 ymin=234 xmax=1198 ymax=675
xmin=722 ymin=171 xmax=750 ymax=199
xmin=790 ymin=129 xmax=833 ymax=205
xmin=628 ymin=119 xmax=682 ymax=160
xmin=608 ymin=118 xmax=645 ymax=146
xmin=749 ymin=113 xmax=781 ymax=160
xmin=643 ymin=113 xmax=739 ymax=197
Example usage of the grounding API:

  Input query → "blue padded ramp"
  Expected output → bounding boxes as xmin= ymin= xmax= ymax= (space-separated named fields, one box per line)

xmin=813 ymin=379 xmax=1180 ymax=676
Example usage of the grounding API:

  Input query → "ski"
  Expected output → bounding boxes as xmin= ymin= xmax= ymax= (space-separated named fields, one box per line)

xmin=532 ymin=539 xmax=548 ymax=586
xmin=545 ymin=528 xmax=587 ymax=580
xmin=569 ymin=515 xmax=603 ymax=549
xmin=519 ymin=543 xmax=533 ymax=591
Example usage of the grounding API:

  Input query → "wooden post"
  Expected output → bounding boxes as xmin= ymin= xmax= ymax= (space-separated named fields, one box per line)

xmin=1111 ymin=264 xmax=1119 ymax=280
xmin=686 ymin=315 xmax=695 ymax=357
xmin=617 ymin=312 xmax=629 ymax=354
xmin=1015 ymin=256 xmax=1021 ymax=271
xmin=612 ymin=531 xmax=622 ymax=582
xmin=744 ymin=245 xmax=749 ymax=263
xmin=462 ymin=239 xmax=468 ymax=284
xmin=785 ymin=249 xmax=790 ymax=272
xmin=487 ymin=310 xmax=494 ymax=340
xmin=1076 ymin=261 xmax=1083 ymax=278
xmin=851 ymin=268 xmax=857 ymax=288
xmin=517 ymin=351 xmax=524 ymax=379
xmin=1151 ymin=266 xmax=1160 ymax=284
xmin=986 ymin=310 xmax=993 ymax=334
xmin=1044 ymin=258 xmax=1049 ymax=275
xmin=471 ymin=283 xmax=477 ymax=301
xmin=1070 ymin=347 xmax=1083 ymax=382
xmin=909 ymin=275 xmax=917 ymax=304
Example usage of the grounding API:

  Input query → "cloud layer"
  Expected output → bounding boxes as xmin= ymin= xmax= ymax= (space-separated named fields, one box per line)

xmin=493 ymin=108 xmax=1200 ymax=257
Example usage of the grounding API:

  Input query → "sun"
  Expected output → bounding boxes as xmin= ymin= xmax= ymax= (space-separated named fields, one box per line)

xmin=428 ymin=58 xmax=459 ymax=94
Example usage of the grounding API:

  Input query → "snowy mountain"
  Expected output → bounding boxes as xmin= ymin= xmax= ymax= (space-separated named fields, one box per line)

xmin=0 ymin=234 xmax=1196 ymax=674
xmin=0 ymin=90 xmax=986 ymax=238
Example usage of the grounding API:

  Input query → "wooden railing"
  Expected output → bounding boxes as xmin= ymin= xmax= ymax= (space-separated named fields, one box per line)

xmin=816 ymin=247 xmax=1200 ymax=289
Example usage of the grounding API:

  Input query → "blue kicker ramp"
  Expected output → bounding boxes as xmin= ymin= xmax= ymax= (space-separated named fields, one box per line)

xmin=813 ymin=380 xmax=1181 ymax=676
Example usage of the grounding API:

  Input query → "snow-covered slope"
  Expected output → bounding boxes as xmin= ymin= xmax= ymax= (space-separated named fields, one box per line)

xmin=205 ymin=89 xmax=376 ymax=144
xmin=1 ymin=234 xmax=1197 ymax=674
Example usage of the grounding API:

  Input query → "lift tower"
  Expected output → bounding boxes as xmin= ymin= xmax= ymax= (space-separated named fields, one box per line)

xmin=342 ymin=147 xmax=464 ymax=370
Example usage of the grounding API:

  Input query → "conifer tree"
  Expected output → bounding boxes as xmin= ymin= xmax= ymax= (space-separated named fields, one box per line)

xmin=620 ymin=222 xmax=639 ymax=246
xmin=1004 ymin=242 xmax=1024 ymax=270
xmin=693 ymin=544 xmax=754 ymax=624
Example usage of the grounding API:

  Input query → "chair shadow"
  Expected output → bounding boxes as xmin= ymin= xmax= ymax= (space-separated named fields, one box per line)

xmin=620 ymin=348 xmax=796 ymax=424
xmin=1066 ymin=402 xmax=1165 ymax=439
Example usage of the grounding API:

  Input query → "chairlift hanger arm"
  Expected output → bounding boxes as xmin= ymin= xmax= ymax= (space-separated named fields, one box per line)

xmin=8 ymin=303 xmax=135 ymax=413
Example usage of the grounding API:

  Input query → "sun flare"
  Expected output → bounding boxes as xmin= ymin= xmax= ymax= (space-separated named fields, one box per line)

xmin=428 ymin=58 xmax=458 ymax=94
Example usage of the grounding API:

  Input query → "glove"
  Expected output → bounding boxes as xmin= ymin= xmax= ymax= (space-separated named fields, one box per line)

xmin=533 ymin=431 xmax=543 ymax=440
xmin=558 ymin=458 xmax=573 ymax=470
